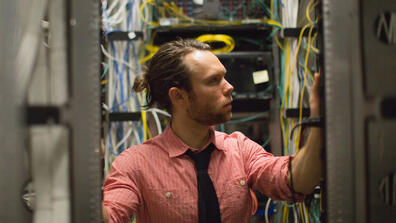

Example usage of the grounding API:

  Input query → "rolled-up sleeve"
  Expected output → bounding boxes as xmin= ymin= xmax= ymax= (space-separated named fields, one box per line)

xmin=235 ymin=132 xmax=304 ymax=201
xmin=103 ymin=150 xmax=141 ymax=223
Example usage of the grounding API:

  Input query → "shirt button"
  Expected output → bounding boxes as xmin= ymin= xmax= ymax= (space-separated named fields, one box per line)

xmin=165 ymin=192 xmax=171 ymax=198
xmin=240 ymin=180 xmax=245 ymax=186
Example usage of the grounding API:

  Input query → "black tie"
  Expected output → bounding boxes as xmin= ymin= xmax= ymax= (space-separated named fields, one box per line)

xmin=186 ymin=144 xmax=222 ymax=223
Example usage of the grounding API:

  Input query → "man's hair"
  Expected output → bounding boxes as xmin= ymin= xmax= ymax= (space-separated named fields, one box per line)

xmin=133 ymin=39 xmax=211 ymax=113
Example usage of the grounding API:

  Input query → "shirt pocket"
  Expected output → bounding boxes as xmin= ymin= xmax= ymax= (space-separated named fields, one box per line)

xmin=145 ymin=188 xmax=197 ymax=223
xmin=219 ymin=176 xmax=251 ymax=222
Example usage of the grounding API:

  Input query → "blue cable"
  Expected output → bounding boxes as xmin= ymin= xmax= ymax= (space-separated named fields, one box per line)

xmin=220 ymin=124 xmax=225 ymax=132
xmin=105 ymin=0 xmax=145 ymax=154
xmin=137 ymin=121 xmax=144 ymax=143
xmin=127 ymin=0 xmax=135 ymax=31
xmin=125 ymin=0 xmax=141 ymax=112
xmin=300 ymin=66 xmax=304 ymax=90
xmin=262 ymin=136 xmax=271 ymax=148
xmin=101 ymin=64 xmax=109 ymax=80
xmin=116 ymin=122 xmax=126 ymax=152
xmin=107 ymin=126 xmax=120 ymax=156
xmin=110 ymin=42 xmax=120 ymax=112
xmin=109 ymin=42 xmax=126 ymax=149
xmin=104 ymin=29 xmax=125 ymax=36
xmin=228 ymin=112 xmax=268 ymax=124
xmin=131 ymin=38 xmax=142 ymax=110
xmin=110 ymin=41 xmax=127 ymax=112
xmin=119 ymin=41 xmax=129 ymax=112
xmin=278 ymin=0 xmax=285 ymax=8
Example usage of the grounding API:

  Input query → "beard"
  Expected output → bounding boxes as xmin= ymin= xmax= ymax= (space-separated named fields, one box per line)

xmin=186 ymin=93 xmax=232 ymax=126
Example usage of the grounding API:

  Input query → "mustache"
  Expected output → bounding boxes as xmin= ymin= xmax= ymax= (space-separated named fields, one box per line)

xmin=224 ymin=96 xmax=233 ymax=105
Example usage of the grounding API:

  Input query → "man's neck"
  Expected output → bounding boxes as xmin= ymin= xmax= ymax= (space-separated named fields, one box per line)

xmin=170 ymin=115 xmax=211 ymax=150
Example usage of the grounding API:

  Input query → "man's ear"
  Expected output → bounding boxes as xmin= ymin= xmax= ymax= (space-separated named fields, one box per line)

xmin=169 ymin=87 xmax=187 ymax=108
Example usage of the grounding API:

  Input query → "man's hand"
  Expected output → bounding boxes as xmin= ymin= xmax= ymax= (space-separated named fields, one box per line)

xmin=289 ymin=72 xmax=323 ymax=195
xmin=309 ymin=73 xmax=321 ymax=117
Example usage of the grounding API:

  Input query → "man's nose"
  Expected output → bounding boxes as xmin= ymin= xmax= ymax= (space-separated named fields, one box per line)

xmin=224 ymin=80 xmax=234 ymax=95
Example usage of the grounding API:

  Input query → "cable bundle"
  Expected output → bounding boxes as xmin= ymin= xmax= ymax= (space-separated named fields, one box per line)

xmin=196 ymin=34 xmax=235 ymax=53
xmin=102 ymin=0 xmax=148 ymax=176
xmin=269 ymin=0 xmax=321 ymax=222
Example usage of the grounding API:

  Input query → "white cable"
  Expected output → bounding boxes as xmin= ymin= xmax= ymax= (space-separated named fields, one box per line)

xmin=118 ymin=42 xmax=130 ymax=112
xmin=265 ymin=198 xmax=272 ymax=223
xmin=281 ymin=0 xmax=300 ymax=156
xmin=101 ymin=44 xmax=135 ymax=70
xmin=108 ymin=0 xmax=127 ymax=20
xmin=150 ymin=110 xmax=162 ymax=134
xmin=102 ymin=0 xmax=147 ymax=180
xmin=114 ymin=127 xmax=133 ymax=152
xmin=147 ymin=108 xmax=171 ymax=117
xmin=110 ymin=125 xmax=118 ymax=154
xmin=285 ymin=201 xmax=295 ymax=207
xmin=132 ymin=124 xmax=142 ymax=144
xmin=102 ymin=103 xmax=111 ymax=111
xmin=102 ymin=0 xmax=128 ymax=26
xmin=292 ymin=204 xmax=298 ymax=223
xmin=104 ymin=136 xmax=110 ymax=177
xmin=106 ymin=0 xmax=120 ymax=15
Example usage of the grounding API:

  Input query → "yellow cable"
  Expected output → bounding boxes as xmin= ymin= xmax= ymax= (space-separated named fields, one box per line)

xmin=161 ymin=0 xmax=237 ymax=25
xmin=282 ymin=204 xmax=288 ymax=223
xmin=142 ymin=110 xmax=148 ymax=141
xmin=299 ymin=203 xmax=305 ymax=223
xmin=280 ymin=105 xmax=286 ymax=154
xmin=295 ymin=24 xmax=314 ymax=151
xmin=305 ymin=203 xmax=310 ymax=223
xmin=141 ymin=87 xmax=151 ymax=141
xmin=139 ymin=0 xmax=160 ymax=26
xmin=157 ymin=5 xmax=165 ymax=18
xmin=286 ymin=205 xmax=290 ymax=223
xmin=299 ymin=62 xmax=315 ymax=80
xmin=286 ymin=18 xmax=312 ymax=101
xmin=196 ymin=34 xmax=235 ymax=53
xmin=288 ymin=23 xmax=310 ymax=86
xmin=267 ymin=19 xmax=282 ymax=28
xmin=139 ymin=0 xmax=153 ymax=25
xmin=139 ymin=31 xmax=158 ymax=64
xmin=284 ymin=38 xmax=294 ymax=154
xmin=141 ymin=110 xmax=152 ymax=140
xmin=281 ymin=39 xmax=290 ymax=155
xmin=275 ymin=35 xmax=284 ymax=50
xmin=306 ymin=0 xmax=315 ymax=25
xmin=295 ymin=0 xmax=318 ymax=150
xmin=139 ymin=44 xmax=159 ymax=64
xmin=297 ymin=0 xmax=318 ymax=26
xmin=285 ymin=0 xmax=316 ymax=152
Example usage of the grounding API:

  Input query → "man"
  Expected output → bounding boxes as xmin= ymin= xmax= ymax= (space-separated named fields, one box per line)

xmin=102 ymin=39 xmax=322 ymax=223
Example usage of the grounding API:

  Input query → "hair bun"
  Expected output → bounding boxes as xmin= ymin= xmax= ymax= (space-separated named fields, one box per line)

xmin=132 ymin=77 xmax=148 ymax=92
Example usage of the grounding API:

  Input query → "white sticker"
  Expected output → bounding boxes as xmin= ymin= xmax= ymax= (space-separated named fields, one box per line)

xmin=252 ymin=70 xmax=269 ymax=84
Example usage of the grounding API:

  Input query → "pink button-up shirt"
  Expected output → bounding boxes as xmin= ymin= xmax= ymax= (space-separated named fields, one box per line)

xmin=103 ymin=125 xmax=302 ymax=223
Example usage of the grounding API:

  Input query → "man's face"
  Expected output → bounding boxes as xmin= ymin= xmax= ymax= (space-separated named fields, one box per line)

xmin=183 ymin=50 xmax=234 ymax=126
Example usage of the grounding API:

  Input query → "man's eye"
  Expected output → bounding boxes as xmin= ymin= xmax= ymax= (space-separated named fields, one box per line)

xmin=211 ymin=77 xmax=220 ymax=83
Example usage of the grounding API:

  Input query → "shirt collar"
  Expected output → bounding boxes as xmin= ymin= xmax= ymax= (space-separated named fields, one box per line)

xmin=161 ymin=124 xmax=226 ymax=158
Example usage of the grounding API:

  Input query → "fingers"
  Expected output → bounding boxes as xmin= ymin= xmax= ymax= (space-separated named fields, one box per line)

xmin=312 ymin=73 xmax=320 ymax=94
xmin=309 ymin=72 xmax=321 ymax=117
